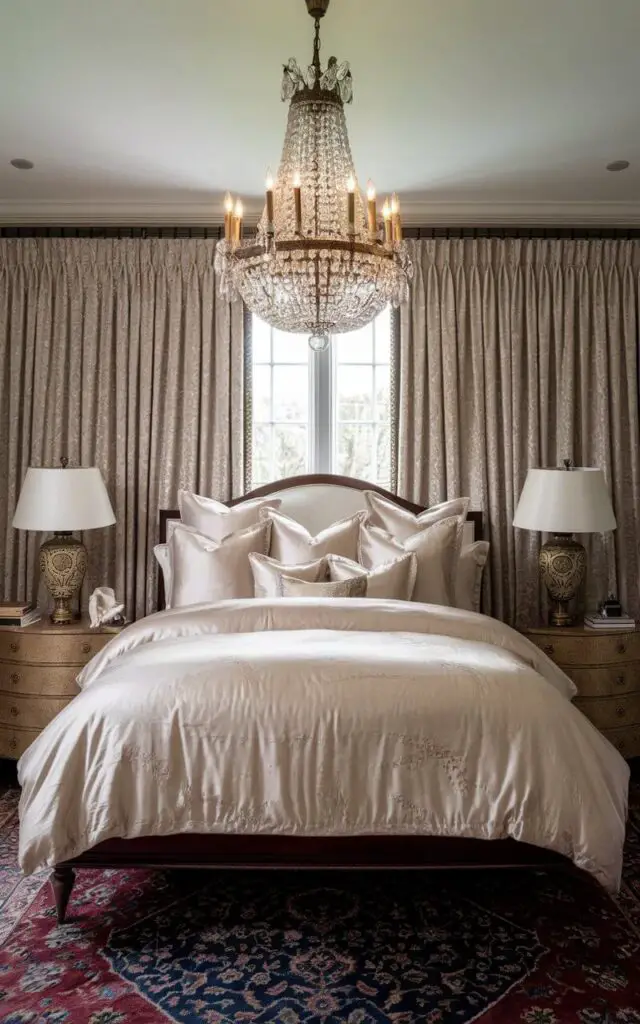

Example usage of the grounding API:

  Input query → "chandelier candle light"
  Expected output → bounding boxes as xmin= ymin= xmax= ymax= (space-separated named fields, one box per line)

xmin=216 ymin=0 xmax=413 ymax=351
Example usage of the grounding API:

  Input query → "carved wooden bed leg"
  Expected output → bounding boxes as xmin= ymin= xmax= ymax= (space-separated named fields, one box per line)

xmin=50 ymin=865 xmax=75 ymax=924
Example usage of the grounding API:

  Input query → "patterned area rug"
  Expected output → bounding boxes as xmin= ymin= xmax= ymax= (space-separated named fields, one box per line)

xmin=1 ymin=782 xmax=639 ymax=1024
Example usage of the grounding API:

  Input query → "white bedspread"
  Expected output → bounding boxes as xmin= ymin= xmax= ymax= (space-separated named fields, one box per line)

xmin=18 ymin=599 xmax=629 ymax=890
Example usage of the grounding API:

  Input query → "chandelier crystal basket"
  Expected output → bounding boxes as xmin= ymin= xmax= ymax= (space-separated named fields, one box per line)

xmin=215 ymin=0 xmax=413 ymax=351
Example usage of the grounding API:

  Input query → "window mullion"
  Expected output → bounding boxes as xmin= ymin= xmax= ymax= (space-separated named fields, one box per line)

xmin=311 ymin=345 xmax=332 ymax=473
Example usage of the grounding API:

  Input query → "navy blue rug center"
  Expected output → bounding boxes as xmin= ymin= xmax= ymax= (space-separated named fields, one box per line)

xmin=104 ymin=873 xmax=546 ymax=1023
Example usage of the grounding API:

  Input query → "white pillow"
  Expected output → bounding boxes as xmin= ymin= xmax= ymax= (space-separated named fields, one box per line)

xmin=169 ymin=521 xmax=271 ymax=607
xmin=179 ymin=490 xmax=281 ymax=542
xmin=262 ymin=508 xmax=366 ymax=564
xmin=153 ymin=543 xmax=172 ymax=609
xmin=358 ymin=516 xmax=460 ymax=607
xmin=455 ymin=541 xmax=490 ymax=613
xmin=327 ymin=552 xmax=417 ymax=601
xmin=249 ymin=553 xmax=327 ymax=598
xmin=278 ymin=575 xmax=367 ymax=598
xmin=364 ymin=491 xmax=470 ymax=543
xmin=154 ymin=521 xmax=210 ymax=609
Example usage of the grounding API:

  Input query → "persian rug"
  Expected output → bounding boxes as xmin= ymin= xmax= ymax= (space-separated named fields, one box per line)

xmin=1 ymin=782 xmax=639 ymax=1024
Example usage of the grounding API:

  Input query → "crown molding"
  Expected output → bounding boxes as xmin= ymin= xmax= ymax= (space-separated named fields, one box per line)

xmin=1 ymin=198 xmax=640 ymax=228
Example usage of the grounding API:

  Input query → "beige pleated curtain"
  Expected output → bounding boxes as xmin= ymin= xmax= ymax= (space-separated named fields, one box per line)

xmin=0 ymin=238 xmax=245 ymax=620
xmin=398 ymin=237 xmax=640 ymax=627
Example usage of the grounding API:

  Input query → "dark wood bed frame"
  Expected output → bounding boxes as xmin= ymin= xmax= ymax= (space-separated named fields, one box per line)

xmin=51 ymin=474 xmax=572 ymax=924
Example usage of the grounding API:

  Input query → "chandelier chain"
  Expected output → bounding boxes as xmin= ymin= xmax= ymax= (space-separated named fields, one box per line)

xmin=313 ymin=17 xmax=321 ymax=72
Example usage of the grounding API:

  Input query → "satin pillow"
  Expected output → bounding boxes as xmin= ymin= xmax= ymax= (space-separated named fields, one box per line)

xmin=278 ymin=574 xmax=367 ymax=598
xmin=249 ymin=553 xmax=327 ymax=598
xmin=262 ymin=508 xmax=367 ymax=564
xmin=169 ymin=521 xmax=271 ymax=607
xmin=358 ymin=516 xmax=460 ymax=607
xmin=364 ymin=491 xmax=470 ymax=543
xmin=179 ymin=490 xmax=281 ymax=543
xmin=327 ymin=551 xmax=417 ymax=601
xmin=455 ymin=541 xmax=490 ymax=614
xmin=154 ymin=522 xmax=209 ymax=609
xmin=153 ymin=543 xmax=172 ymax=609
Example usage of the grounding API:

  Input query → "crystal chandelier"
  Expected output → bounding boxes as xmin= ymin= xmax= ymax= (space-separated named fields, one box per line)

xmin=215 ymin=0 xmax=413 ymax=351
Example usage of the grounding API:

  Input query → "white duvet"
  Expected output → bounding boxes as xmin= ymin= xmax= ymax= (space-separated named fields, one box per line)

xmin=18 ymin=598 xmax=629 ymax=890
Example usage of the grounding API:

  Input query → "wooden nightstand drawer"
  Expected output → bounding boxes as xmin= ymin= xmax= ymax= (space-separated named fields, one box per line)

xmin=0 ymin=663 xmax=80 ymax=697
xmin=0 ymin=629 xmax=109 ymax=665
xmin=574 ymin=693 xmax=640 ymax=730
xmin=0 ymin=723 xmax=41 ymax=759
xmin=527 ymin=631 xmax=640 ymax=666
xmin=0 ymin=692 xmax=71 ymax=730
xmin=564 ymin=664 xmax=640 ymax=697
xmin=605 ymin=722 xmax=640 ymax=758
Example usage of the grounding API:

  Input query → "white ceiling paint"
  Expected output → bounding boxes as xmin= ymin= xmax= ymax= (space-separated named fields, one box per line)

xmin=1 ymin=0 xmax=639 ymax=225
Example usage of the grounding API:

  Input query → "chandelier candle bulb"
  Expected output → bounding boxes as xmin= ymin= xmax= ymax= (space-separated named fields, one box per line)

xmin=293 ymin=171 xmax=302 ymax=234
xmin=347 ymin=175 xmax=356 ymax=235
xmin=391 ymin=193 xmax=402 ymax=243
xmin=223 ymin=192 xmax=234 ymax=242
xmin=233 ymin=199 xmax=243 ymax=246
xmin=382 ymin=198 xmax=393 ymax=246
xmin=265 ymin=171 xmax=274 ymax=233
xmin=367 ymin=180 xmax=377 ymax=239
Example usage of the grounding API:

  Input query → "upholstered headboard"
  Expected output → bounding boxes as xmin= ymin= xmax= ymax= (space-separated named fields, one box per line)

xmin=158 ymin=474 xmax=483 ymax=610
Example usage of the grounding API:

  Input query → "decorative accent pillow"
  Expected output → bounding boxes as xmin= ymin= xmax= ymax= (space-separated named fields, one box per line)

xmin=327 ymin=551 xmax=417 ymax=601
xmin=249 ymin=553 xmax=327 ymax=598
xmin=358 ymin=516 xmax=460 ymax=607
xmin=455 ymin=541 xmax=490 ymax=614
xmin=278 ymin=574 xmax=367 ymax=598
xmin=364 ymin=491 xmax=470 ymax=543
xmin=261 ymin=508 xmax=366 ymax=564
xmin=178 ymin=490 xmax=281 ymax=543
xmin=169 ymin=520 xmax=271 ymax=607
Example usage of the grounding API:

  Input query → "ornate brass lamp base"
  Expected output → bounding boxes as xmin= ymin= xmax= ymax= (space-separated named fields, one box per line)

xmin=39 ymin=533 xmax=87 ymax=625
xmin=539 ymin=533 xmax=586 ymax=627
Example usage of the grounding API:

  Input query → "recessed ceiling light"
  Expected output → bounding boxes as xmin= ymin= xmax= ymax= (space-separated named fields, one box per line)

xmin=606 ymin=160 xmax=630 ymax=172
xmin=10 ymin=158 xmax=34 ymax=170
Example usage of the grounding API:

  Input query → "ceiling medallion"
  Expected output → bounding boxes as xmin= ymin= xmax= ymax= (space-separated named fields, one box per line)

xmin=215 ymin=0 xmax=413 ymax=351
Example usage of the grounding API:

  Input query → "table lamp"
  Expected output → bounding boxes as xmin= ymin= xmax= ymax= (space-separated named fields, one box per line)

xmin=12 ymin=459 xmax=116 ymax=624
xmin=513 ymin=464 xmax=616 ymax=627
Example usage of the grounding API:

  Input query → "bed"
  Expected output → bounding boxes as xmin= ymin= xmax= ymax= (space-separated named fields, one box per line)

xmin=16 ymin=475 xmax=630 ymax=923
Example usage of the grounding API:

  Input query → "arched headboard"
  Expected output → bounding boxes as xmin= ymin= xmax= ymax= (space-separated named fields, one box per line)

xmin=158 ymin=474 xmax=483 ymax=610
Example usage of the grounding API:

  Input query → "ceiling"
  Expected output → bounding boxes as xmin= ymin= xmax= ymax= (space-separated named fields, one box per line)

xmin=1 ymin=0 xmax=639 ymax=226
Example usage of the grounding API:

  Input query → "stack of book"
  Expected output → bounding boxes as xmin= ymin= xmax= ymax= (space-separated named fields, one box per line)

xmin=0 ymin=602 xmax=41 ymax=627
xmin=584 ymin=611 xmax=636 ymax=632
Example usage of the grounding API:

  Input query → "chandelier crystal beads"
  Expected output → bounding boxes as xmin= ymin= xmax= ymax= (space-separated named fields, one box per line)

xmin=215 ymin=0 xmax=413 ymax=350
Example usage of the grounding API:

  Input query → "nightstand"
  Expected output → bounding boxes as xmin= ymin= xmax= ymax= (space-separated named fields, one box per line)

xmin=0 ymin=618 xmax=115 ymax=759
xmin=523 ymin=625 xmax=640 ymax=758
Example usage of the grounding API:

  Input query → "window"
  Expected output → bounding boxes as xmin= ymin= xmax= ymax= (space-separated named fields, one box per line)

xmin=250 ymin=307 xmax=393 ymax=489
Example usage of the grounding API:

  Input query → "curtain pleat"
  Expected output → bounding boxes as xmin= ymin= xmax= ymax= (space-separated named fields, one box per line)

xmin=0 ymin=238 xmax=245 ymax=620
xmin=397 ymin=237 xmax=640 ymax=627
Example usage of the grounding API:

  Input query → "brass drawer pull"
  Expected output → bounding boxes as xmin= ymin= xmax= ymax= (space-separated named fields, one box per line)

xmin=616 ymin=674 xmax=626 ymax=686
xmin=81 ymin=642 xmax=91 ymax=655
xmin=616 ymin=705 xmax=627 ymax=718
xmin=10 ymin=706 xmax=19 ymax=718
xmin=8 ymin=737 xmax=16 ymax=751
xmin=9 ymin=641 xmax=19 ymax=654
xmin=543 ymin=643 xmax=554 ymax=656
xmin=616 ymin=643 xmax=627 ymax=655
xmin=10 ymin=672 xmax=20 ymax=685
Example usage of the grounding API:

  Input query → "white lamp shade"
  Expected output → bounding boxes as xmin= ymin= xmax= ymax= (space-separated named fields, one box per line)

xmin=513 ymin=467 xmax=616 ymax=534
xmin=12 ymin=467 xmax=116 ymax=532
